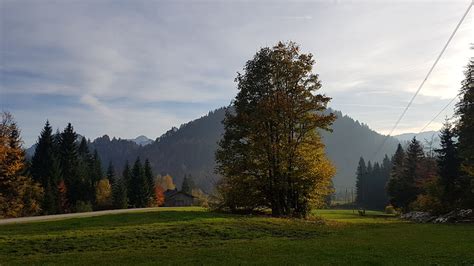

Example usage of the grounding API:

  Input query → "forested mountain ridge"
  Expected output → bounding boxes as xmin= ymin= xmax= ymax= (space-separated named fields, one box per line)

xmin=26 ymin=108 xmax=399 ymax=192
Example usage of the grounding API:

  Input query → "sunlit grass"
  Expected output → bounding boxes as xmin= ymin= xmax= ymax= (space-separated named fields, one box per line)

xmin=0 ymin=207 xmax=472 ymax=265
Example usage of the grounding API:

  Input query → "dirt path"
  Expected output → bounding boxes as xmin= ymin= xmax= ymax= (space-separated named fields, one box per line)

xmin=0 ymin=207 xmax=161 ymax=225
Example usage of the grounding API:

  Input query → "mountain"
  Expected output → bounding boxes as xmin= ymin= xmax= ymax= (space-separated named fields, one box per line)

xmin=25 ymin=108 xmax=400 ymax=192
xmin=319 ymin=110 xmax=399 ymax=189
xmin=394 ymin=131 xmax=440 ymax=149
xmin=129 ymin=135 xmax=154 ymax=146
xmin=85 ymin=107 xmax=399 ymax=192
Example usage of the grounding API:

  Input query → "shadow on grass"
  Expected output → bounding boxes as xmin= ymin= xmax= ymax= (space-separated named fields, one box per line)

xmin=0 ymin=210 xmax=238 ymax=236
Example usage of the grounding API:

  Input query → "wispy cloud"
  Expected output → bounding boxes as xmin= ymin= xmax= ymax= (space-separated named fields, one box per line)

xmin=0 ymin=0 xmax=471 ymax=146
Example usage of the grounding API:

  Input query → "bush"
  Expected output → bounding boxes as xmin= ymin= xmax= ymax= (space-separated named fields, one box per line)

xmin=75 ymin=201 xmax=93 ymax=213
xmin=409 ymin=194 xmax=444 ymax=214
xmin=385 ymin=205 xmax=397 ymax=214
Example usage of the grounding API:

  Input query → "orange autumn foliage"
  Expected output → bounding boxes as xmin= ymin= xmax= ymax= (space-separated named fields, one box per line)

xmin=154 ymin=185 xmax=165 ymax=206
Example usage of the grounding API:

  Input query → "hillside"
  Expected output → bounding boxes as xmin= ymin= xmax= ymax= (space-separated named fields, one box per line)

xmin=86 ymin=108 xmax=399 ymax=192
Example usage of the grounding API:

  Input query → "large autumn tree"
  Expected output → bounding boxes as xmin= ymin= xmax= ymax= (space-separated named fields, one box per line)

xmin=215 ymin=42 xmax=335 ymax=217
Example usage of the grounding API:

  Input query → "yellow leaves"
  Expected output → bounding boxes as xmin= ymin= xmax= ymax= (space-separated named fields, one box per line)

xmin=0 ymin=112 xmax=43 ymax=218
xmin=156 ymin=174 xmax=176 ymax=191
xmin=96 ymin=179 xmax=112 ymax=208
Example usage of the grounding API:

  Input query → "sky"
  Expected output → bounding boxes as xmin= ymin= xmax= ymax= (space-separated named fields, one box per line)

xmin=1 ymin=0 xmax=472 ymax=147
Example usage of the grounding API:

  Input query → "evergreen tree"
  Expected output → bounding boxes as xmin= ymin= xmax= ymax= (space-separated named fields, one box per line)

xmin=404 ymin=137 xmax=424 ymax=190
xmin=112 ymin=177 xmax=128 ymax=209
xmin=122 ymin=161 xmax=131 ymax=181
xmin=129 ymin=158 xmax=148 ymax=208
xmin=88 ymin=149 xmax=103 ymax=205
xmin=90 ymin=149 xmax=103 ymax=186
xmin=387 ymin=144 xmax=405 ymax=209
xmin=106 ymin=161 xmax=116 ymax=185
xmin=389 ymin=138 xmax=424 ymax=211
xmin=143 ymin=159 xmax=154 ymax=201
xmin=181 ymin=174 xmax=192 ymax=194
xmin=31 ymin=121 xmax=54 ymax=185
xmin=379 ymin=154 xmax=392 ymax=206
xmin=455 ymin=57 xmax=474 ymax=208
xmin=435 ymin=120 xmax=461 ymax=207
xmin=355 ymin=157 xmax=367 ymax=206
xmin=77 ymin=137 xmax=93 ymax=205
xmin=42 ymin=159 xmax=61 ymax=215
xmin=58 ymin=123 xmax=81 ymax=208
xmin=31 ymin=121 xmax=59 ymax=214
xmin=78 ymin=137 xmax=90 ymax=160
xmin=354 ymin=155 xmax=391 ymax=210
xmin=122 ymin=161 xmax=132 ymax=205
xmin=365 ymin=161 xmax=373 ymax=208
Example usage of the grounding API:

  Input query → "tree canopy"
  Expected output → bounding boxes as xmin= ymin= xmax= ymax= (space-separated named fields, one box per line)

xmin=216 ymin=42 xmax=335 ymax=217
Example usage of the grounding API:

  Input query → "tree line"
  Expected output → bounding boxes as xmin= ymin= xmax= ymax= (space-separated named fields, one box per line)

xmin=355 ymin=155 xmax=392 ymax=210
xmin=0 ymin=114 xmax=210 ymax=217
xmin=0 ymin=117 xmax=188 ymax=217
xmin=356 ymin=58 xmax=473 ymax=213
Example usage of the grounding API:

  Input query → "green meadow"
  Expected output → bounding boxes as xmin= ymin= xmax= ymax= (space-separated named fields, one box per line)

xmin=0 ymin=207 xmax=472 ymax=265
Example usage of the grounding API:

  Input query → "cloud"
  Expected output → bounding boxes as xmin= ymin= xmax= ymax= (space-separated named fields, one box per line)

xmin=0 ymin=0 xmax=471 ymax=146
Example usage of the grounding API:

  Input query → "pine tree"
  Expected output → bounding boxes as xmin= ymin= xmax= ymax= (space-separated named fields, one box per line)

xmin=435 ymin=120 xmax=461 ymax=207
xmin=112 ymin=177 xmax=128 ymax=209
xmin=77 ymin=137 xmax=93 ymax=204
xmin=58 ymin=123 xmax=81 ymax=207
xmin=181 ymin=174 xmax=192 ymax=194
xmin=31 ymin=120 xmax=59 ymax=214
xmin=88 ymin=149 xmax=103 ymax=205
xmin=355 ymin=157 xmax=367 ymax=206
xmin=90 ymin=149 xmax=102 ymax=187
xmin=31 ymin=121 xmax=54 ymax=185
xmin=379 ymin=154 xmax=392 ymax=207
xmin=404 ymin=137 xmax=425 ymax=191
xmin=455 ymin=57 xmax=474 ymax=208
xmin=129 ymin=158 xmax=148 ymax=208
xmin=143 ymin=159 xmax=155 ymax=202
xmin=387 ymin=144 xmax=405 ymax=209
xmin=106 ymin=161 xmax=116 ymax=185
xmin=389 ymin=138 xmax=424 ymax=211
xmin=122 ymin=161 xmax=132 ymax=204
xmin=365 ymin=161 xmax=373 ymax=208
xmin=78 ymin=137 xmax=90 ymax=160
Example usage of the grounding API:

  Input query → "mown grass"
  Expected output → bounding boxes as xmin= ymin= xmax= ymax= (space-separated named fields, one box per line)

xmin=0 ymin=207 xmax=472 ymax=265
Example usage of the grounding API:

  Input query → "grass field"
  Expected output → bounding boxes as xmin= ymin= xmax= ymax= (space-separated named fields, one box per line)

xmin=0 ymin=207 xmax=473 ymax=265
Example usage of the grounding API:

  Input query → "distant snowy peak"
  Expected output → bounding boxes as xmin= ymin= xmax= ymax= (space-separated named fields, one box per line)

xmin=129 ymin=135 xmax=154 ymax=146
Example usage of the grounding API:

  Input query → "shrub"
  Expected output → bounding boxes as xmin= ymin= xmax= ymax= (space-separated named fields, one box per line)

xmin=409 ymin=194 xmax=444 ymax=214
xmin=385 ymin=205 xmax=397 ymax=214
xmin=75 ymin=201 xmax=93 ymax=213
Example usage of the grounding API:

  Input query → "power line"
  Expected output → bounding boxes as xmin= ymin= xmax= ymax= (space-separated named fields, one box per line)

xmin=416 ymin=95 xmax=459 ymax=135
xmin=370 ymin=2 xmax=472 ymax=161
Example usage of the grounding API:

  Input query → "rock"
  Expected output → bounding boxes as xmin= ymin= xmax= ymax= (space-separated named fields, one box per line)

xmin=401 ymin=209 xmax=473 ymax=224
